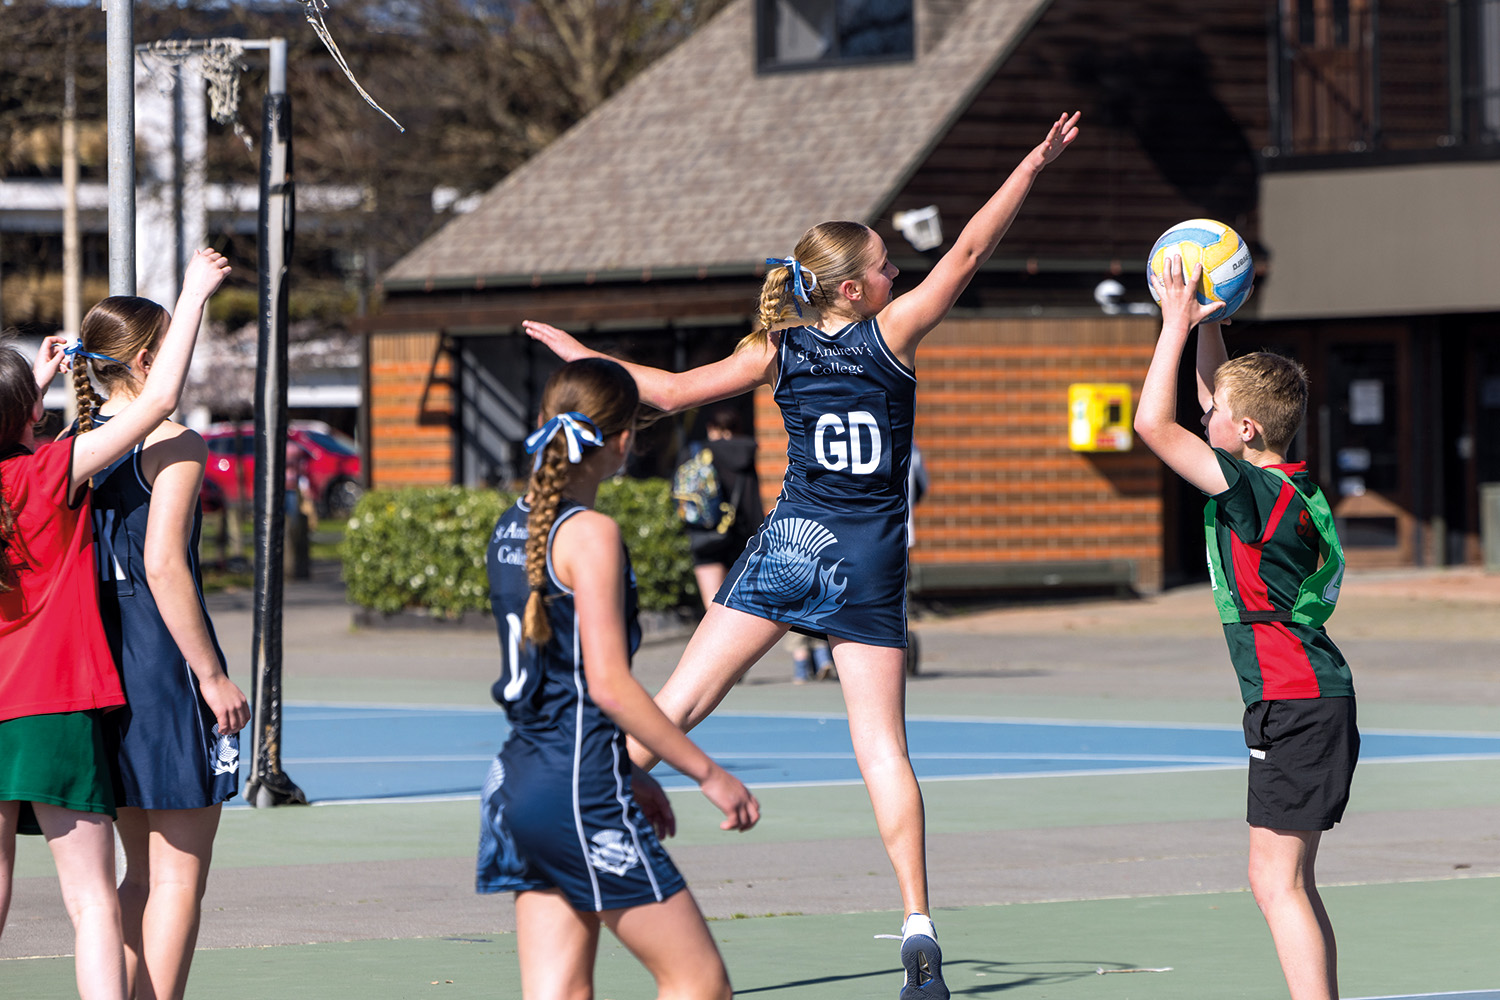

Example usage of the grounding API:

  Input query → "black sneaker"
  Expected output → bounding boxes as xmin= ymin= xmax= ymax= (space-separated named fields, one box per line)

xmin=899 ymin=919 xmax=948 ymax=1000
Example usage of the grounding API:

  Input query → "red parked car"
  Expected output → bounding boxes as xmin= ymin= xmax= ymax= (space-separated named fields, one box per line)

xmin=200 ymin=420 xmax=364 ymax=518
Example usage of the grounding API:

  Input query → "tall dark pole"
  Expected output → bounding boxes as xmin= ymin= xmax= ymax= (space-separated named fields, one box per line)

xmin=245 ymin=39 xmax=305 ymax=808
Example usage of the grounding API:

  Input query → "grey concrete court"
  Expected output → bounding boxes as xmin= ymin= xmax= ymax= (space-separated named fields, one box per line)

xmin=4 ymin=567 xmax=1498 ymax=999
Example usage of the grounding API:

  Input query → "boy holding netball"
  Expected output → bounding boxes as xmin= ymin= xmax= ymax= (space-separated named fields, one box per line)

xmin=1135 ymin=254 xmax=1357 ymax=1000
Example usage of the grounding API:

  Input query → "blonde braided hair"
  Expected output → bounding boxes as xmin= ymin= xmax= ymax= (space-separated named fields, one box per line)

xmin=521 ymin=440 xmax=573 ymax=645
xmin=520 ymin=358 xmax=641 ymax=646
xmin=741 ymin=221 xmax=879 ymax=351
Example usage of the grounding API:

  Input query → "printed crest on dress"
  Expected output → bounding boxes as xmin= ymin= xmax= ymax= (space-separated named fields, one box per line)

xmin=210 ymin=730 xmax=240 ymax=776
xmin=746 ymin=516 xmax=848 ymax=622
xmin=478 ymin=757 xmax=529 ymax=882
xmin=587 ymin=829 xmax=641 ymax=877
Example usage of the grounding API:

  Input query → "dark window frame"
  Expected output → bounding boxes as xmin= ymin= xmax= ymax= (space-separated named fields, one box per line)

xmin=754 ymin=0 xmax=916 ymax=74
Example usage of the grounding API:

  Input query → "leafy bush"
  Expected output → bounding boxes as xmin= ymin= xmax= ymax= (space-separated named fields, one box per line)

xmin=341 ymin=478 xmax=697 ymax=617
xmin=341 ymin=486 xmax=513 ymax=618
xmin=597 ymin=477 xmax=698 ymax=611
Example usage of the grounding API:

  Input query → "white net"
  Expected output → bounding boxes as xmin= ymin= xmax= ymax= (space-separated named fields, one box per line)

xmin=299 ymin=0 xmax=405 ymax=133
xmin=137 ymin=16 xmax=405 ymax=139
xmin=138 ymin=38 xmax=252 ymax=147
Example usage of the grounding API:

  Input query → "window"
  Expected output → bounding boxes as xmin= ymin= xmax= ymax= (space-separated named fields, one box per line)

xmin=757 ymin=0 xmax=914 ymax=71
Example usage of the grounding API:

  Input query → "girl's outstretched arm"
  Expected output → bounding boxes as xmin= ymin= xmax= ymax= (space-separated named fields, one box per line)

xmin=141 ymin=425 xmax=250 ymax=735
xmin=880 ymin=112 xmax=1080 ymax=356
xmin=69 ymin=249 xmax=230 ymax=492
xmin=558 ymin=511 xmax=760 ymax=831
xmin=523 ymin=320 xmax=777 ymax=415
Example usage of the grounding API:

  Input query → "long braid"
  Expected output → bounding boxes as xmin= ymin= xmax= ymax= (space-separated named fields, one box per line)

xmin=748 ymin=267 xmax=796 ymax=348
xmin=521 ymin=441 xmax=572 ymax=646
xmin=72 ymin=360 xmax=105 ymax=433
xmin=741 ymin=221 xmax=875 ymax=353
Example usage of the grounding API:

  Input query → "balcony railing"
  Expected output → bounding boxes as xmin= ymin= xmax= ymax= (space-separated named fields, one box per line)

xmin=1267 ymin=0 xmax=1500 ymax=161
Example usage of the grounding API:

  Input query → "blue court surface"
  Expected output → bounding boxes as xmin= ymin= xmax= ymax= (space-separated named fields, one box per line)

xmin=263 ymin=704 xmax=1500 ymax=804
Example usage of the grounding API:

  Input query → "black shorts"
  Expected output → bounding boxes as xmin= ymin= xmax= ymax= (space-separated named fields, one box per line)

xmin=687 ymin=527 xmax=750 ymax=568
xmin=1243 ymin=696 xmax=1359 ymax=832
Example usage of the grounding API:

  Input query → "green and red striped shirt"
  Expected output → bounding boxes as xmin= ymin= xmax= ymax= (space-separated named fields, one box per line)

xmin=1203 ymin=450 xmax=1354 ymax=706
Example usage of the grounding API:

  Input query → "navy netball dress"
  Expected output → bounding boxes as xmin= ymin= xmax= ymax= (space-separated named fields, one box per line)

xmin=90 ymin=417 xmax=240 ymax=809
xmin=719 ymin=317 xmax=916 ymax=647
xmin=477 ymin=499 xmax=685 ymax=911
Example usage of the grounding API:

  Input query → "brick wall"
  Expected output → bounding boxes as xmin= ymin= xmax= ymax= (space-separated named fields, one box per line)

xmin=754 ymin=315 xmax=1166 ymax=592
xmin=368 ymin=332 xmax=454 ymax=488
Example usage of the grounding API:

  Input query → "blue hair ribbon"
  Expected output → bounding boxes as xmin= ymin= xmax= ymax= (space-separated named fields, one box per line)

xmin=765 ymin=257 xmax=819 ymax=317
xmin=63 ymin=343 xmax=127 ymax=368
xmin=524 ymin=411 xmax=604 ymax=471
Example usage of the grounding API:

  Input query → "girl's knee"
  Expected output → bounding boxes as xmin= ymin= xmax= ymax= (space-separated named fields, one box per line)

xmin=660 ymin=962 xmax=730 ymax=1000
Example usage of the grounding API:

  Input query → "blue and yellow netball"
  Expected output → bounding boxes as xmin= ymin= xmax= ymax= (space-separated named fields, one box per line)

xmin=1147 ymin=219 xmax=1254 ymax=319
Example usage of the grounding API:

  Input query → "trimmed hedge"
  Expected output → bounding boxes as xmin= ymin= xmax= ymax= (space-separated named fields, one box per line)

xmin=340 ymin=480 xmax=698 ymax=618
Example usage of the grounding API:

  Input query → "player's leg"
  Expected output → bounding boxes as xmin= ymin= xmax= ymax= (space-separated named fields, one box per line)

xmin=691 ymin=561 xmax=727 ymax=614
xmin=0 ymin=799 xmax=19 ymax=935
xmin=33 ymin=802 xmax=127 ymax=1000
xmin=629 ymin=604 xmax=788 ymax=770
xmin=115 ymin=806 xmax=151 ymax=995
xmin=131 ymin=805 xmax=222 ymax=1000
xmin=832 ymin=639 xmax=947 ymax=999
xmin=833 ymin=639 xmax=927 ymax=914
xmin=514 ymin=888 xmax=600 ymax=1000
xmin=1248 ymin=825 xmax=1335 ymax=1000
xmin=603 ymin=888 xmax=731 ymax=1000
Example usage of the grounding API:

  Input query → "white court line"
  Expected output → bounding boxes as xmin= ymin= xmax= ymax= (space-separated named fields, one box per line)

xmin=282 ymin=754 xmax=494 ymax=765
xmin=285 ymin=704 xmax=1500 ymax=742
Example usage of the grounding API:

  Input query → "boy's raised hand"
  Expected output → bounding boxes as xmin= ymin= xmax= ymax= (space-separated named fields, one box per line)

xmin=1029 ymin=111 xmax=1081 ymax=170
xmin=181 ymin=248 xmax=231 ymax=301
xmin=1152 ymin=252 xmax=1225 ymax=332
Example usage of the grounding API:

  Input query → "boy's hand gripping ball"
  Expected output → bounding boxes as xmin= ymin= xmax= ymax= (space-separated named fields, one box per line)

xmin=1147 ymin=219 xmax=1254 ymax=319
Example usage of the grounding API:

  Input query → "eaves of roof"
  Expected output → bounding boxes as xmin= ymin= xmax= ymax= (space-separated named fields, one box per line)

xmin=383 ymin=0 xmax=1052 ymax=293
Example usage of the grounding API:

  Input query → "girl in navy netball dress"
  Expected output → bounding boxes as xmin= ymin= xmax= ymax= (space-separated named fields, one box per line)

xmin=480 ymin=358 xmax=758 ymax=999
xmin=1 ymin=248 xmax=230 ymax=1000
xmin=524 ymin=112 xmax=1080 ymax=1000
xmin=72 ymin=270 xmax=250 ymax=1000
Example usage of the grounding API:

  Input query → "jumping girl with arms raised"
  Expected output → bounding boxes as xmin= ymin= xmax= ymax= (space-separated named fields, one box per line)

xmin=524 ymin=113 xmax=1080 ymax=1000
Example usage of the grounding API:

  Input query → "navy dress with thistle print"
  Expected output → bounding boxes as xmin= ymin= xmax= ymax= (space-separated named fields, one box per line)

xmin=89 ymin=416 xmax=240 ymax=809
xmin=718 ymin=318 xmax=915 ymax=647
xmin=477 ymin=498 xmax=685 ymax=911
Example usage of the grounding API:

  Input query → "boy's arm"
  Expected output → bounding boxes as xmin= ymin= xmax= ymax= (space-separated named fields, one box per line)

xmin=1195 ymin=320 xmax=1228 ymax=412
xmin=1134 ymin=255 xmax=1230 ymax=496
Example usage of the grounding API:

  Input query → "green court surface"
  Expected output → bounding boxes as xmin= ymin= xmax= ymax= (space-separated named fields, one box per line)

xmin=5 ymin=877 xmax=1497 ymax=999
xmin=6 ymin=575 xmax=1499 ymax=998
xmin=11 ymin=757 xmax=1500 ymax=879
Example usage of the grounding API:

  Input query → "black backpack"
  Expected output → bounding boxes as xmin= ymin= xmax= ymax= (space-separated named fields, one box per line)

xmin=671 ymin=444 xmax=735 ymax=534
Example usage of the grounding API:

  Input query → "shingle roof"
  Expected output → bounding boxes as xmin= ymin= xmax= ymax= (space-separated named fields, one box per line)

xmin=384 ymin=0 xmax=1050 ymax=289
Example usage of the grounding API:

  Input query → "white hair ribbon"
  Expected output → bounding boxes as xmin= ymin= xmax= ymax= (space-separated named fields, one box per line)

xmin=524 ymin=411 xmax=604 ymax=472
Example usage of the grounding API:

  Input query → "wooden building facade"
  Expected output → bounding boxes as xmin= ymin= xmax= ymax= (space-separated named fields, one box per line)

xmin=364 ymin=0 xmax=1500 ymax=593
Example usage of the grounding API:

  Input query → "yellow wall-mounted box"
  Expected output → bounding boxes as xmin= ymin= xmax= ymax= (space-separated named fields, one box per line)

xmin=1068 ymin=383 xmax=1134 ymax=452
